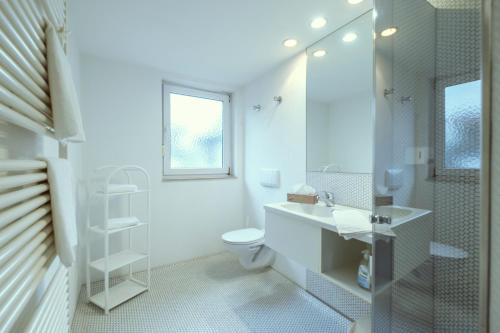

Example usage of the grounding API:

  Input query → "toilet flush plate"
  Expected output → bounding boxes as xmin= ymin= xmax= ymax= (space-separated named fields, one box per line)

xmin=260 ymin=169 xmax=280 ymax=188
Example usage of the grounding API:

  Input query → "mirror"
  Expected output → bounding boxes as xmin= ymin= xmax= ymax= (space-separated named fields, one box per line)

xmin=306 ymin=11 xmax=373 ymax=174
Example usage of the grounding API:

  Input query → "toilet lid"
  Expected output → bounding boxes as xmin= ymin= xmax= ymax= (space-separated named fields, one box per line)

xmin=222 ymin=228 xmax=265 ymax=245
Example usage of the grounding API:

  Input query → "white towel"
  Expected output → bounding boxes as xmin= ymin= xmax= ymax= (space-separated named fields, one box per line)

xmin=333 ymin=210 xmax=372 ymax=237
xmin=46 ymin=158 xmax=78 ymax=267
xmin=105 ymin=184 xmax=138 ymax=194
xmin=46 ymin=23 xmax=86 ymax=143
xmin=107 ymin=217 xmax=140 ymax=230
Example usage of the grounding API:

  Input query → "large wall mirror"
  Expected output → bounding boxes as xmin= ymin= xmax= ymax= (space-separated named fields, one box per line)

xmin=306 ymin=11 xmax=373 ymax=174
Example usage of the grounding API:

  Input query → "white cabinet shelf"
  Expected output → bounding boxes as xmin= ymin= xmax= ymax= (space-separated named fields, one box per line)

xmin=90 ymin=250 xmax=148 ymax=273
xmin=89 ymin=279 xmax=148 ymax=311
xmin=86 ymin=165 xmax=151 ymax=314
xmin=322 ymin=262 xmax=371 ymax=303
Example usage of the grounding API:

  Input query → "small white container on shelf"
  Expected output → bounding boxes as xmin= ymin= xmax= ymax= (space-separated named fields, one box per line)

xmin=86 ymin=165 xmax=151 ymax=314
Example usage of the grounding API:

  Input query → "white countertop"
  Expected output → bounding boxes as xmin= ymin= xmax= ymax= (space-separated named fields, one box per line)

xmin=264 ymin=202 xmax=432 ymax=244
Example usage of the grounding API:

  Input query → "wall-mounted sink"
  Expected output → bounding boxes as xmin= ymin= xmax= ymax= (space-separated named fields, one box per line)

xmin=280 ymin=202 xmax=333 ymax=218
xmin=264 ymin=201 xmax=433 ymax=304
xmin=374 ymin=205 xmax=429 ymax=228
xmin=265 ymin=202 xmax=371 ymax=241
xmin=265 ymin=202 xmax=432 ymax=243
xmin=267 ymin=202 xmax=358 ymax=221
xmin=376 ymin=206 xmax=413 ymax=219
xmin=264 ymin=202 xmax=432 ymax=303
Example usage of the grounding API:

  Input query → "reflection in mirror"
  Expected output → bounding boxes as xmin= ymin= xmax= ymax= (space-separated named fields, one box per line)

xmin=306 ymin=11 xmax=373 ymax=174
xmin=444 ymin=79 xmax=481 ymax=169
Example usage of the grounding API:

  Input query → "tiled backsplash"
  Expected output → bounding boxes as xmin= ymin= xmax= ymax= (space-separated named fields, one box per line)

xmin=306 ymin=172 xmax=373 ymax=210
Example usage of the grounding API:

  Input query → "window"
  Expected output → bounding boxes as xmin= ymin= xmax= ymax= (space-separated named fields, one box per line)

xmin=444 ymin=79 xmax=481 ymax=169
xmin=162 ymin=83 xmax=232 ymax=179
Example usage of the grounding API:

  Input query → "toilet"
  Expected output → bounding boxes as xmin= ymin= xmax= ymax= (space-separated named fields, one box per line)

xmin=222 ymin=228 xmax=274 ymax=270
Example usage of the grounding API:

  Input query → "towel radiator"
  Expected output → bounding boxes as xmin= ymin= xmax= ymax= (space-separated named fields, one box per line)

xmin=22 ymin=262 xmax=69 ymax=333
xmin=0 ymin=0 xmax=71 ymax=332
xmin=0 ymin=160 xmax=69 ymax=333
xmin=0 ymin=0 xmax=67 ymax=136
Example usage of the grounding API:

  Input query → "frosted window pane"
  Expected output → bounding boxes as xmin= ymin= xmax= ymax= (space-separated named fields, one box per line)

xmin=170 ymin=93 xmax=223 ymax=169
xmin=444 ymin=80 xmax=481 ymax=169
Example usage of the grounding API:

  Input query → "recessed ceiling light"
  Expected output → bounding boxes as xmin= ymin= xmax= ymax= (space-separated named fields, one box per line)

xmin=342 ymin=32 xmax=358 ymax=42
xmin=310 ymin=17 xmax=327 ymax=29
xmin=313 ymin=49 xmax=327 ymax=58
xmin=381 ymin=27 xmax=398 ymax=37
xmin=283 ymin=38 xmax=298 ymax=48
xmin=347 ymin=0 xmax=364 ymax=4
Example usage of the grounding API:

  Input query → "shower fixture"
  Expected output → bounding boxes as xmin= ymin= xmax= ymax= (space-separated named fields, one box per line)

xmin=253 ymin=96 xmax=281 ymax=111
xmin=400 ymin=96 xmax=413 ymax=104
xmin=384 ymin=88 xmax=395 ymax=97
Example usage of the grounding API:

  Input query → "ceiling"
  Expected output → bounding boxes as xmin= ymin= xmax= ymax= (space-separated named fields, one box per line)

xmin=72 ymin=0 xmax=372 ymax=89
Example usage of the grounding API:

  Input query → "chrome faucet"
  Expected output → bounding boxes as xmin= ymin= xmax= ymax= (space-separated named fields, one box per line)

xmin=319 ymin=191 xmax=335 ymax=207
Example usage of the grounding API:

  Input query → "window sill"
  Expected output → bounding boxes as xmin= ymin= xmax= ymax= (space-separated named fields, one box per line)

xmin=162 ymin=174 xmax=237 ymax=181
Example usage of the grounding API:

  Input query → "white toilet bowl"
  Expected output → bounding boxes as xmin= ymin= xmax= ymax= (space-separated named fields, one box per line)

xmin=222 ymin=228 xmax=274 ymax=270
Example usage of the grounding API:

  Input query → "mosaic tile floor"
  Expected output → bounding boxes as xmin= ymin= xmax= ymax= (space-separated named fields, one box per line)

xmin=71 ymin=252 xmax=351 ymax=333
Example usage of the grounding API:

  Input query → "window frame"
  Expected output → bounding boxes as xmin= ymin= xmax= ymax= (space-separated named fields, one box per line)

xmin=435 ymin=72 xmax=481 ymax=178
xmin=162 ymin=82 xmax=232 ymax=180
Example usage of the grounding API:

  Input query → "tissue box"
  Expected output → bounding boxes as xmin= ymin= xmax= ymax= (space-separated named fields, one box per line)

xmin=287 ymin=194 xmax=318 ymax=204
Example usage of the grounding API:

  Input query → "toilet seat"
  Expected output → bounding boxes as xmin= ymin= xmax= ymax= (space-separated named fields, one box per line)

xmin=222 ymin=228 xmax=264 ymax=245
xmin=221 ymin=228 xmax=273 ymax=269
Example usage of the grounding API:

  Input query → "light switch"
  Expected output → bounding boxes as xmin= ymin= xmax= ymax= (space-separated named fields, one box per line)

xmin=415 ymin=147 xmax=429 ymax=165
xmin=405 ymin=146 xmax=430 ymax=165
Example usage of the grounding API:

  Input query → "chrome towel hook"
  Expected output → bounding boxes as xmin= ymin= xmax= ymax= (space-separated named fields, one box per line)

xmin=384 ymin=88 xmax=395 ymax=98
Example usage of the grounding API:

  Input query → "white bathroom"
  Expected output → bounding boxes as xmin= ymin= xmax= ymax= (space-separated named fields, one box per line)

xmin=0 ymin=0 xmax=494 ymax=332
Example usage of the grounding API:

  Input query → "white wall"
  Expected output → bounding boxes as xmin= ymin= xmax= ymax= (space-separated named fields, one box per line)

xmin=79 ymin=54 xmax=245 ymax=276
xmin=306 ymin=101 xmax=330 ymax=171
xmin=307 ymin=94 xmax=373 ymax=174
xmin=241 ymin=53 xmax=308 ymax=287
xmin=329 ymin=95 xmax=373 ymax=173
xmin=373 ymin=43 xmax=394 ymax=196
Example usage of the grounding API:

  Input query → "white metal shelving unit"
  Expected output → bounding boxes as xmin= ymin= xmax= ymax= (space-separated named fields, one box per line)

xmin=86 ymin=165 xmax=151 ymax=314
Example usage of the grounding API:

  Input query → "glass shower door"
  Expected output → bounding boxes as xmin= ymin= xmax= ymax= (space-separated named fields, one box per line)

xmin=371 ymin=0 xmax=484 ymax=332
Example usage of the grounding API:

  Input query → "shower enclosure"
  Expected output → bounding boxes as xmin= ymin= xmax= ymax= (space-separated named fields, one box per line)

xmin=371 ymin=0 xmax=489 ymax=332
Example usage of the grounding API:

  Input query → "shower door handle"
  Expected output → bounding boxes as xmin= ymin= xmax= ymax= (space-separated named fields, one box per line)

xmin=370 ymin=215 xmax=392 ymax=225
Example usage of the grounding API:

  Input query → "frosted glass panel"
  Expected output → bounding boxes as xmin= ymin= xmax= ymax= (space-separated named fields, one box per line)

xmin=444 ymin=80 xmax=481 ymax=169
xmin=170 ymin=93 xmax=223 ymax=169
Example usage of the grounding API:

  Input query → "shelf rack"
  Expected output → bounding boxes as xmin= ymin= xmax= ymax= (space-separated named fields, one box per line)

xmin=86 ymin=165 xmax=151 ymax=314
